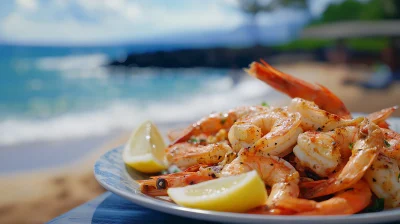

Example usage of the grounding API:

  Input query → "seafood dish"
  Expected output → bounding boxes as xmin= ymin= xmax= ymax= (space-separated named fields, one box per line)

xmin=137 ymin=60 xmax=400 ymax=215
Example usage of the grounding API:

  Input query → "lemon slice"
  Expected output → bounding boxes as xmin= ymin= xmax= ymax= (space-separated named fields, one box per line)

xmin=167 ymin=170 xmax=267 ymax=212
xmin=123 ymin=120 xmax=168 ymax=173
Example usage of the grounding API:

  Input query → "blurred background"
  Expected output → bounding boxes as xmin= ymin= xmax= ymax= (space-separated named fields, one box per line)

xmin=0 ymin=0 xmax=399 ymax=223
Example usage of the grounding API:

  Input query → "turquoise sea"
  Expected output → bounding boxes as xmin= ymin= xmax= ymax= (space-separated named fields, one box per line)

xmin=0 ymin=45 xmax=273 ymax=147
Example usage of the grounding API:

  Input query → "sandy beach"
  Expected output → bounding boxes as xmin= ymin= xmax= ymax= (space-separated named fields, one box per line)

xmin=0 ymin=62 xmax=399 ymax=224
xmin=0 ymin=132 xmax=129 ymax=224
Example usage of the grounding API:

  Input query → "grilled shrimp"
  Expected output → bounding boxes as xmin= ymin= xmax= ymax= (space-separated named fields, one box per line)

xmin=221 ymin=149 xmax=300 ymax=208
xmin=364 ymin=129 xmax=400 ymax=208
xmin=232 ymin=98 xmax=361 ymax=159
xmin=276 ymin=180 xmax=372 ymax=215
xmin=380 ymin=128 xmax=400 ymax=163
xmin=293 ymin=107 xmax=398 ymax=179
xmin=364 ymin=154 xmax=400 ymax=208
xmin=165 ymin=142 xmax=232 ymax=169
xmin=301 ymin=119 xmax=383 ymax=199
xmin=288 ymin=98 xmax=362 ymax=132
xmin=139 ymin=161 xmax=233 ymax=196
xmin=246 ymin=60 xmax=351 ymax=118
xmin=171 ymin=106 xmax=268 ymax=144
xmin=228 ymin=107 xmax=302 ymax=157
xmin=246 ymin=60 xmax=396 ymax=127
xmin=139 ymin=152 xmax=237 ymax=196
xmin=139 ymin=171 xmax=214 ymax=196
xmin=293 ymin=126 xmax=358 ymax=178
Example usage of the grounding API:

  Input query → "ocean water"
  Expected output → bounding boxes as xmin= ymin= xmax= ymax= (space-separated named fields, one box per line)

xmin=0 ymin=45 xmax=274 ymax=147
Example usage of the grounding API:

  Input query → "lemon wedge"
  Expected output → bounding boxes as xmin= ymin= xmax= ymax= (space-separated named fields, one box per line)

xmin=167 ymin=170 xmax=267 ymax=212
xmin=123 ymin=120 xmax=168 ymax=173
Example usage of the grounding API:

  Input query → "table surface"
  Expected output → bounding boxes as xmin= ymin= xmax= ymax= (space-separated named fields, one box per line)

xmin=48 ymin=192 xmax=218 ymax=224
xmin=49 ymin=192 xmax=400 ymax=224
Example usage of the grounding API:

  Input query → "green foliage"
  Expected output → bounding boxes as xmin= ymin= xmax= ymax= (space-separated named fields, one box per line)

xmin=311 ymin=0 xmax=400 ymax=24
xmin=273 ymin=38 xmax=388 ymax=52
xmin=273 ymin=39 xmax=333 ymax=51
xmin=322 ymin=0 xmax=363 ymax=22
xmin=346 ymin=38 xmax=388 ymax=52
xmin=359 ymin=0 xmax=386 ymax=20
xmin=238 ymin=0 xmax=400 ymax=22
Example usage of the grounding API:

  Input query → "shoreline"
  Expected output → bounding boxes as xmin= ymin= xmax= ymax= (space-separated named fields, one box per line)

xmin=0 ymin=131 xmax=126 ymax=174
xmin=0 ymin=121 xmax=189 ymax=175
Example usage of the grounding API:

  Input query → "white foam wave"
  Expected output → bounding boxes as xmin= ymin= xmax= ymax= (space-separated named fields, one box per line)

xmin=35 ymin=54 xmax=109 ymax=79
xmin=0 ymin=77 xmax=280 ymax=146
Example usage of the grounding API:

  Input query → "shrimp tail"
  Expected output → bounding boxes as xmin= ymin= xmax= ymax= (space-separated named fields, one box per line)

xmin=246 ymin=60 xmax=351 ymax=118
xmin=302 ymin=180 xmax=372 ymax=215
xmin=367 ymin=106 xmax=398 ymax=129
xmin=279 ymin=180 xmax=372 ymax=215
xmin=300 ymin=178 xmax=336 ymax=199
xmin=246 ymin=60 xmax=315 ymax=99
xmin=275 ymin=197 xmax=317 ymax=213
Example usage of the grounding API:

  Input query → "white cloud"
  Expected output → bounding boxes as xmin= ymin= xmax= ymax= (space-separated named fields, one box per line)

xmin=74 ymin=0 xmax=141 ymax=21
xmin=1 ymin=0 xmax=329 ymax=45
xmin=16 ymin=0 xmax=37 ymax=11
xmin=0 ymin=0 xmax=243 ymax=45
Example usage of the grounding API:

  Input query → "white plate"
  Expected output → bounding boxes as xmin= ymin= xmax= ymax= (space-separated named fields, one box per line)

xmin=94 ymin=117 xmax=400 ymax=224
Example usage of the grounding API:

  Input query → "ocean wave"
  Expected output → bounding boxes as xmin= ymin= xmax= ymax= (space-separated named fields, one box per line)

xmin=0 ymin=77 xmax=277 ymax=146
xmin=35 ymin=54 xmax=109 ymax=79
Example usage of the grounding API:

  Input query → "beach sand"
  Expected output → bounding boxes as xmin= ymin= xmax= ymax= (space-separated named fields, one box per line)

xmin=0 ymin=133 xmax=130 ymax=224
xmin=0 ymin=62 xmax=399 ymax=224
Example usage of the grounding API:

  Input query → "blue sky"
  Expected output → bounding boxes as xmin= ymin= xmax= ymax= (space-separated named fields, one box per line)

xmin=0 ymin=0 xmax=339 ymax=45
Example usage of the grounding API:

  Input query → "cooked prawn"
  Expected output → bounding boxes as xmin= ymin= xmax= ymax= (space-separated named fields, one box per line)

xmin=221 ymin=149 xmax=300 ymax=208
xmin=171 ymin=106 xmax=268 ymax=144
xmin=288 ymin=98 xmax=362 ymax=132
xmin=293 ymin=109 xmax=398 ymax=179
xmin=380 ymin=128 xmax=400 ymax=163
xmin=139 ymin=164 xmax=224 ymax=196
xmin=228 ymin=107 xmax=302 ymax=157
xmin=165 ymin=142 xmax=232 ymax=169
xmin=293 ymin=126 xmax=358 ymax=178
xmin=301 ymin=119 xmax=383 ymax=198
xmin=364 ymin=153 xmax=400 ymax=208
xmin=139 ymin=172 xmax=214 ymax=196
xmin=139 ymin=150 xmax=238 ymax=196
xmin=246 ymin=60 xmax=351 ymax=118
xmin=363 ymin=127 xmax=400 ymax=208
xmin=276 ymin=180 xmax=372 ymax=215
xmin=246 ymin=60 xmax=397 ymax=128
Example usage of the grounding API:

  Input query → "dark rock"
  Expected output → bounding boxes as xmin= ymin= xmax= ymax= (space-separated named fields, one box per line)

xmin=108 ymin=46 xmax=282 ymax=68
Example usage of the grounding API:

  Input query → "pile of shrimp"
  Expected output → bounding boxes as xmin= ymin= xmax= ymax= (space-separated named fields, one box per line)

xmin=139 ymin=60 xmax=400 ymax=215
